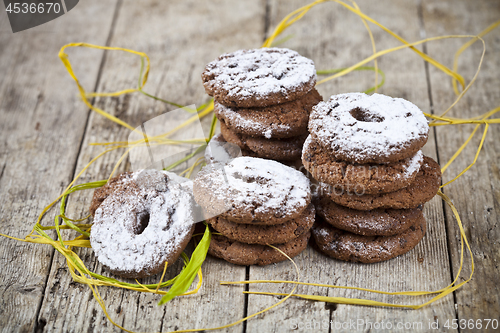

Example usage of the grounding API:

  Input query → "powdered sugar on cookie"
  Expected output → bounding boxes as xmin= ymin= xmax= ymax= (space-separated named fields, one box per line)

xmin=202 ymin=48 xmax=316 ymax=107
xmin=91 ymin=170 xmax=194 ymax=278
xmin=309 ymin=93 xmax=429 ymax=163
xmin=215 ymin=102 xmax=291 ymax=139
xmin=193 ymin=156 xmax=311 ymax=222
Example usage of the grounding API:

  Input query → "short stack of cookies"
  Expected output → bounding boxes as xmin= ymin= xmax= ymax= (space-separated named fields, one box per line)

xmin=202 ymin=48 xmax=322 ymax=163
xmin=302 ymin=93 xmax=442 ymax=263
xmin=193 ymin=156 xmax=315 ymax=265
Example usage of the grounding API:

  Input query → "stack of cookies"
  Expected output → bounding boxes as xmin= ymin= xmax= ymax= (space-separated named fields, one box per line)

xmin=193 ymin=156 xmax=315 ymax=265
xmin=302 ymin=93 xmax=442 ymax=263
xmin=202 ymin=48 xmax=322 ymax=163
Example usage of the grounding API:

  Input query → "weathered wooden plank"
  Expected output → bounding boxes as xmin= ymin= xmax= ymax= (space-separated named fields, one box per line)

xmin=246 ymin=1 xmax=456 ymax=332
xmin=37 ymin=0 xmax=267 ymax=332
xmin=0 ymin=2 xmax=118 ymax=332
xmin=422 ymin=0 xmax=500 ymax=327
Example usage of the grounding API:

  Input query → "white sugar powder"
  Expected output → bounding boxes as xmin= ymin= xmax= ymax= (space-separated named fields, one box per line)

xmin=206 ymin=157 xmax=311 ymax=218
xmin=206 ymin=48 xmax=316 ymax=100
xmin=91 ymin=170 xmax=194 ymax=274
xmin=310 ymin=93 xmax=429 ymax=160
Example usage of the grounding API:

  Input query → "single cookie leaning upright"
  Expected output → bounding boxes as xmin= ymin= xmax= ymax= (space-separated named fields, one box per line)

xmin=193 ymin=156 xmax=312 ymax=224
xmin=202 ymin=48 xmax=317 ymax=108
xmin=309 ymin=93 xmax=429 ymax=164
xmin=312 ymin=216 xmax=426 ymax=263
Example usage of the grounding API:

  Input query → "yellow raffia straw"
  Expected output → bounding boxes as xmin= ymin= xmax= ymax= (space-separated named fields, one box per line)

xmin=433 ymin=40 xmax=486 ymax=120
xmin=316 ymin=35 xmax=483 ymax=86
xmin=181 ymin=156 xmax=205 ymax=178
xmin=59 ymin=43 xmax=213 ymax=156
xmin=452 ymin=19 xmax=500 ymax=95
xmin=33 ymin=146 xmax=120 ymax=229
xmin=90 ymin=138 xmax=207 ymax=147
xmin=315 ymin=34 xmax=486 ymax=123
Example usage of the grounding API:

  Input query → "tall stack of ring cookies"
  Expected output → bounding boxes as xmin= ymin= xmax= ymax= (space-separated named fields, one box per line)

xmin=202 ymin=48 xmax=323 ymax=163
xmin=303 ymin=93 xmax=442 ymax=263
xmin=193 ymin=156 xmax=315 ymax=265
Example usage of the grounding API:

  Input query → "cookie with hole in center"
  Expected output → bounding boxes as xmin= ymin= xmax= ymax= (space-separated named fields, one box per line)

xmin=318 ymin=156 xmax=441 ymax=210
xmin=311 ymin=215 xmax=426 ymax=263
xmin=208 ymin=230 xmax=311 ymax=266
xmin=208 ymin=204 xmax=315 ymax=245
xmin=314 ymin=194 xmax=423 ymax=236
xmin=90 ymin=169 xmax=195 ymax=279
xmin=302 ymin=135 xmax=423 ymax=194
xmin=90 ymin=172 xmax=133 ymax=216
xmin=220 ymin=121 xmax=306 ymax=161
xmin=202 ymin=48 xmax=317 ymax=108
xmin=308 ymin=93 xmax=429 ymax=164
xmin=214 ymin=88 xmax=322 ymax=139
xmin=193 ymin=156 xmax=311 ymax=224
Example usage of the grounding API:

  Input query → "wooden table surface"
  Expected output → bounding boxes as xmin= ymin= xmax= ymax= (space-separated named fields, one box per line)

xmin=0 ymin=0 xmax=499 ymax=332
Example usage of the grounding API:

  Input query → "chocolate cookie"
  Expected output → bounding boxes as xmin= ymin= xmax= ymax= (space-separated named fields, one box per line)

xmin=314 ymin=194 xmax=423 ymax=236
xmin=206 ymin=133 xmax=303 ymax=166
xmin=220 ymin=121 xmax=306 ymax=161
xmin=208 ymin=204 xmax=314 ymax=244
xmin=311 ymin=215 xmax=426 ymax=263
xmin=319 ymin=156 xmax=441 ymax=210
xmin=202 ymin=48 xmax=316 ymax=108
xmin=309 ymin=93 xmax=429 ymax=164
xmin=208 ymin=231 xmax=311 ymax=265
xmin=193 ymin=156 xmax=311 ymax=224
xmin=214 ymin=88 xmax=322 ymax=139
xmin=205 ymin=133 xmax=242 ymax=164
xmin=91 ymin=169 xmax=195 ymax=279
xmin=302 ymin=135 xmax=423 ymax=194
xmin=90 ymin=172 xmax=133 ymax=216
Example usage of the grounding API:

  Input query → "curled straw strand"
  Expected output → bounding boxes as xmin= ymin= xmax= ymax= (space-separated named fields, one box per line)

xmin=0 ymin=0 xmax=498 ymax=332
xmin=164 ymin=245 xmax=301 ymax=333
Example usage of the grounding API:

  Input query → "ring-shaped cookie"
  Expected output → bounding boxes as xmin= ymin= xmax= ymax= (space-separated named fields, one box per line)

xmin=91 ymin=170 xmax=195 ymax=279
xmin=202 ymin=48 xmax=316 ymax=108
xmin=309 ymin=93 xmax=429 ymax=163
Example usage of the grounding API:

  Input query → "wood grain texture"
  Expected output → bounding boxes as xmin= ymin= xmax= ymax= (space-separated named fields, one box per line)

xmin=36 ymin=0 xmax=266 ymax=332
xmin=422 ymin=0 xmax=500 ymax=329
xmin=1 ymin=0 xmax=498 ymax=332
xmin=245 ymin=1 xmax=457 ymax=333
xmin=0 ymin=1 xmax=118 ymax=332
